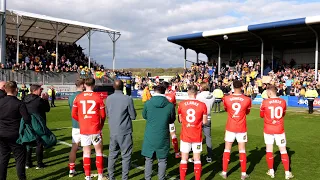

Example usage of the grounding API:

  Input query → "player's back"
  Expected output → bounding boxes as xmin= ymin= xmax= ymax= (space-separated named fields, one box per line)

xmin=178 ymin=99 xmax=207 ymax=143
xmin=223 ymin=94 xmax=251 ymax=133
xmin=261 ymin=97 xmax=286 ymax=134
xmin=74 ymin=91 xmax=105 ymax=134
xmin=165 ymin=92 xmax=176 ymax=107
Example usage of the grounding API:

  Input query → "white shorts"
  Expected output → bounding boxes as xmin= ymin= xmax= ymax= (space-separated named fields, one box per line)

xmin=80 ymin=133 xmax=102 ymax=147
xmin=224 ymin=131 xmax=248 ymax=143
xmin=180 ymin=140 xmax=202 ymax=153
xmin=264 ymin=133 xmax=286 ymax=147
xmin=72 ymin=128 xmax=81 ymax=144
xmin=169 ymin=123 xmax=176 ymax=133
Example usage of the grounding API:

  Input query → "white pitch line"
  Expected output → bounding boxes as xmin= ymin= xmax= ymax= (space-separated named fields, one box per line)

xmin=57 ymin=140 xmax=176 ymax=180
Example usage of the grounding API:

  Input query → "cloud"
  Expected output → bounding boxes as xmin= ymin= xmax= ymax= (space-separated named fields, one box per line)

xmin=6 ymin=0 xmax=320 ymax=68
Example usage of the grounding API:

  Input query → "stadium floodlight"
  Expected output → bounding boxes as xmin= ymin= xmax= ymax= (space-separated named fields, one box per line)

xmin=223 ymin=35 xmax=228 ymax=40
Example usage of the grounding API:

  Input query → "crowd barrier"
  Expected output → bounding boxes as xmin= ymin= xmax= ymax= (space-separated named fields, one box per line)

xmin=131 ymin=90 xmax=320 ymax=108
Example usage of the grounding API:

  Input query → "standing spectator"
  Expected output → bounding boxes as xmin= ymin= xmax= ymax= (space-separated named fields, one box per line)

xmin=0 ymin=81 xmax=31 ymax=180
xmin=24 ymin=84 xmax=50 ymax=169
xmin=213 ymin=86 xmax=224 ymax=113
xmin=305 ymin=85 xmax=319 ymax=114
xmin=106 ymin=80 xmax=136 ymax=180
xmin=142 ymin=85 xmax=152 ymax=103
xmin=0 ymin=81 xmax=6 ymax=98
xmin=67 ymin=79 xmax=84 ymax=177
xmin=195 ymin=82 xmax=215 ymax=162
xmin=48 ymin=86 xmax=56 ymax=107
xmin=19 ymin=84 xmax=29 ymax=101
xmin=142 ymin=85 xmax=175 ymax=180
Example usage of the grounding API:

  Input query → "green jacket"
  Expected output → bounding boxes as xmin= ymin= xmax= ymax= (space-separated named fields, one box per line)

xmin=68 ymin=91 xmax=82 ymax=128
xmin=141 ymin=94 xmax=175 ymax=159
xmin=16 ymin=113 xmax=57 ymax=148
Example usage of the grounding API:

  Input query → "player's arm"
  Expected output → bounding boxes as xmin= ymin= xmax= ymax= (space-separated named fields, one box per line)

xmin=169 ymin=104 xmax=176 ymax=124
xmin=222 ymin=97 xmax=228 ymax=111
xmin=71 ymin=98 xmax=79 ymax=121
xmin=177 ymin=104 xmax=182 ymax=123
xmin=260 ymin=101 xmax=265 ymax=118
xmin=283 ymin=101 xmax=287 ymax=117
xmin=246 ymin=98 xmax=252 ymax=115
xmin=202 ymin=103 xmax=208 ymax=125
xmin=99 ymin=98 xmax=106 ymax=125
xmin=128 ymin=97 xmax=136 ymax=120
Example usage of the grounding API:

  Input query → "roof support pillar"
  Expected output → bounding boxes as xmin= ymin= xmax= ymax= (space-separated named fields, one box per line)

xmin=261 ymin=41 xmax=264 ymax=77
xmin=0 ymin=0 xmax=6 ymax=65
xmin=230 ymin=49 xmax=232 ymax=60
xmin=218 ymin=45 xmax=221 ymax=74
xmin=271 ymin=46 xmax=274 ymax=70
xmin=88 ymin=29 xmax=91 ymax=69
xmin=196 ymin=52 xmax=199 ymax=63
xmin=108 ymin=32 xmax=121 ymax=71
xmin=15 ymin=14 xmax=22 ymax=64
xmin=184 ymin=48 xmax=187 ymax=69
xmin=55 ymin=23 xmax=59 ymax=66
xmin=308 ymin=25 xmax=319 ymax=81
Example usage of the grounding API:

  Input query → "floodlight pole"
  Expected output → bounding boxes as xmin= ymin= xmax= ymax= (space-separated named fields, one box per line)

xmin=0 ymin=0 xmax=6 ymax=65
xmin=308 ymin=25 xmax=319 ymax=81
xmin=55 ymin=23 xmax=58 ymax=66
xmin=184 ymin=48 xmax=187 ymax=69
xmin=196 ymin=52 xmax=199 ymax=63
xmin=250 ymin=32 xmax=264 ymax=77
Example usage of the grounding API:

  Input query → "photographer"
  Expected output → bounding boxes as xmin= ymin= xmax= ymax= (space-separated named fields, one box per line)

xmin=24 ymin=84 xmax=50 ymax=169
xmin=0 ymin=81 xmax=31 ymax=180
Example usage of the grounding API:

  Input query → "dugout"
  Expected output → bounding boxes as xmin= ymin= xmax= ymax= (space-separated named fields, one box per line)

xmin=167 ymin=16 xmax=320 ymax=80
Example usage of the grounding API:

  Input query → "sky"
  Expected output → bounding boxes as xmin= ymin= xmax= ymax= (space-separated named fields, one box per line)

xmin=6 ymin=0 xmax=320 ymax=69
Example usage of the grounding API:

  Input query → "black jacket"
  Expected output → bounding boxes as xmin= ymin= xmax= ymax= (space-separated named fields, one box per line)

xmin=24 ymin=94 xmax=50 ymax=121
xmin=0 ymin=89 xmax=6 ymax=98
xmin=0 ymin=96 xmax=31 ymax=139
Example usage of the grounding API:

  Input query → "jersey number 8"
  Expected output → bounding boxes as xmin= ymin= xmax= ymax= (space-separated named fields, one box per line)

xmin=186 ymin=109 xmax=196 ymax=123
xmin=80 ymin=100 xmax=96 ymax=115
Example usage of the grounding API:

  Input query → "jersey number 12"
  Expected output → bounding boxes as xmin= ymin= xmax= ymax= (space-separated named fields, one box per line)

xmin=80 ymin=100 xmax=96 ymax=115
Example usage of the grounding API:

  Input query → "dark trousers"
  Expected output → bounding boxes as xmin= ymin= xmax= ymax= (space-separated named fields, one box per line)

xmin=50 ymin=98 xmax=55 ymax=107
xmin=203 ymin=120 xmax=212 ymax=158
xmin=26 ymin=137 xmax=44 ymax=166
xmin=214 ymin=99 xmax=222 ymax=112
xmin=0 ymin=137 xmax=27 ymax=180
xmin=308 ymin=100 xmax=314 ymax=114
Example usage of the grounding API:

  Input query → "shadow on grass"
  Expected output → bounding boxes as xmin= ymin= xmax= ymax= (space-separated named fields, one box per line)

xmin=274 ymin=147 xmax=295 ymax=173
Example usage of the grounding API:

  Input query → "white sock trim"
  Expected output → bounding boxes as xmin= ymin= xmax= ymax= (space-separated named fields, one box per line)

xmin=239 ymin=150 xmax=246 ymax=153
xmin=96 ymin=153 xmax=103 ymax=156
xmin=224 ymin=149 xmax=231 ymax=153
xmin=171 ymin=135 xmax=176 ymax=139
xmin=180 ymin=160 xmax=187 ymax=164
xmin=280 ymin=151 xmax=287 ymax=154
xmin=194 ymin=161 xmax=201 ymax=164
xmin=83 ymin=154 xmax=91 ymax=158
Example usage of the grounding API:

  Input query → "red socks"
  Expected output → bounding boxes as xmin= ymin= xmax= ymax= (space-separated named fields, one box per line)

xmin=194 ymin=161 xmax=202 ymax=180
xmin=83 ymin=157 xmax=91 ymax=177
xmin=69 ymin=163 xmax=75 ymax=171
xmin=266 ymin=152 xmax=274 ymax=170
xmin=239 ymin=152 xmax=247 ymax=173
xmin=222 ymin=150 xmax=230 ymax=172
xmin=172 ymin=137 xmax=179 ymax=153
xmin=281 ymin=153 xmax=290 ymax=171
xmin=179 ymin=161 xmax=187 ymax=180
xmin=96 ymin=155 xmax=104 ymax=174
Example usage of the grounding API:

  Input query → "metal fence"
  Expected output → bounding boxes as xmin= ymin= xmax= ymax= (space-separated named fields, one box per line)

xmin=0 ymin=69 xmax=114 ymax=85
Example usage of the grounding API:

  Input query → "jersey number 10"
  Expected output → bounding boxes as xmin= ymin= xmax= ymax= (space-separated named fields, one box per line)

xmin=80 ymin=100 xmax=96 ymax=115
xmin=268 ymin=106 xmax=283 ymax=119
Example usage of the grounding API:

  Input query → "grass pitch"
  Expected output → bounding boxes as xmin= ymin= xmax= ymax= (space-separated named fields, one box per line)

xmin=6 ymin=99 xmax=320 ymax=180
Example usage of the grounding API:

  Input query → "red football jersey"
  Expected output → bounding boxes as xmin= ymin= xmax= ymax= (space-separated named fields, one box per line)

xmin=178 ymin=99 xmax=207 ymax=143
xmin=223 ymin=94 xmax=251 ymax=133
xmin=165 ymin=92 xmax=176 ymax=107
xmin=72 ymin=91 xmax=106 ymax=134
xmin=260 ymin=97 xmax=286 ymax=134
